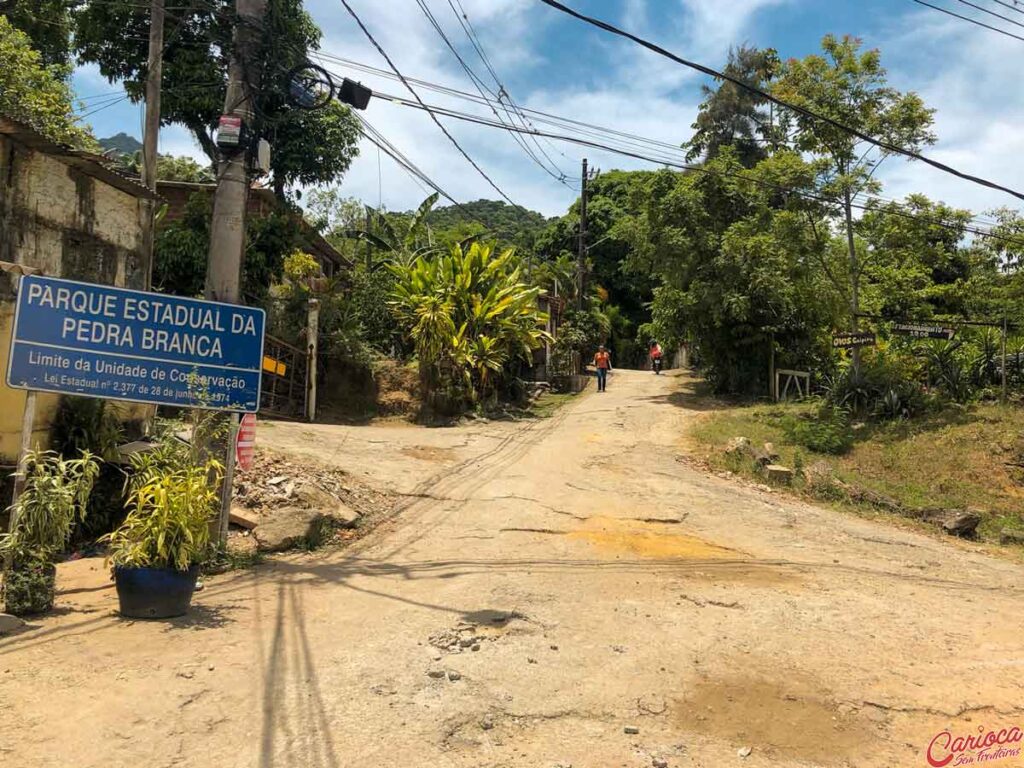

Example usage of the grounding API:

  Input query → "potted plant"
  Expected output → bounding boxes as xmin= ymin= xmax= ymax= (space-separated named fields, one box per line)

xmin=102 ymin=440 xmax=222 ymax=619
xmin=0 ymin=451 xmax=99 ymax=615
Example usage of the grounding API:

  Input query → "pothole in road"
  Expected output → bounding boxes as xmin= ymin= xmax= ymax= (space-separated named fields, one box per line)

xmin=429 ymin=611 xmax=532 ymax=654
xmin=674 ymin=676 xmax=877 ymax=765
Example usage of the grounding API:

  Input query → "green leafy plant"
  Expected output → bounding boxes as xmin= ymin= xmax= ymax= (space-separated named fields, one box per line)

xmin=0 ymin=450 xmax=99 ymax=566
xmin=103 ymin=456 xmax=222 ymax=572
xmin=389 ymin=242 xmax=550 ymax=416
xmin=101 ymin=409 xmax=225 ymax=572
xmin=783 ymin=406 xmax=854 ymax=455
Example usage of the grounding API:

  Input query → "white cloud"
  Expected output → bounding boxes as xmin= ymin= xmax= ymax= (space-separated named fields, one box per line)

xmin=307 ymin=0 xmax=780 ymax=215
xmin=873 ymin=9 xmax=1024 ymax=216
xmin=76 ymin=0 xmax=1024 ymax=224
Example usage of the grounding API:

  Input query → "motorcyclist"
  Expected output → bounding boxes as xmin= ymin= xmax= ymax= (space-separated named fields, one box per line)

xmin=649 ymin=340 xmax=664 ymax=374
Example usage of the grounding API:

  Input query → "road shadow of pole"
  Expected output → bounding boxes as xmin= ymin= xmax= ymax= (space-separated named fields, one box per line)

xmin=259 ymin=582 xmax=341 ymax=768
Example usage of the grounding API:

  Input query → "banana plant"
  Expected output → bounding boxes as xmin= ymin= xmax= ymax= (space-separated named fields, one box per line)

xmin=343 ymin=193 xmax=441 ymax=269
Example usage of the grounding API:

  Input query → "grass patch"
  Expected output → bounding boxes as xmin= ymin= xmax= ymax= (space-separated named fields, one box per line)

xmin=527 ymin=391 xmax=578 ymax=419
xmin=692 ymin=399 xmax=1024 ymax=545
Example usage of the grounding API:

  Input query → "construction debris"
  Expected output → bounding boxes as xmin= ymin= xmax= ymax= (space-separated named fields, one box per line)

xmin=230 ymin=451 xmax=393 ymax=552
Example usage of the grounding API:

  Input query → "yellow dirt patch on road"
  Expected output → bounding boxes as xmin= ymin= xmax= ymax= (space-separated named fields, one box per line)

xmin=675 ymin=675 xmax=877 ymax=764
xmin=568 ymin=516 xmax=737 ymax=559
xmin=400 ymin=445 xmax=457 ymax=462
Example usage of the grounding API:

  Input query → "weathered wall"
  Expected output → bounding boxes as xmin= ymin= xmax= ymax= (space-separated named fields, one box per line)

xmin=0 ymin=135 xmax=155 ymax=462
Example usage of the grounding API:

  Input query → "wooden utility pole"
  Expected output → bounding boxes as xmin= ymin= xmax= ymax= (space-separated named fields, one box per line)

xmin=139 ymin=0 xmax=164 ymax=293
xmin=306 ymin=298 xmax=320 ymax=422
xmin=577 ymin=157 xmax=588 ymax=310
xmin=206 ymin=0 xmax=266 ymax=540
xmin=843 ymin=188 xmax=862 ymax=379
xmin=1002 ymin=313 xmax=1008 ymax=405
xmin=141 ymin=0 xmax=164 ymax=196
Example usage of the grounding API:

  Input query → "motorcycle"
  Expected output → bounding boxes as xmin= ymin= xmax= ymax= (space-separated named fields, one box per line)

xmin=652 ymin=357 xmax=663 ymax=375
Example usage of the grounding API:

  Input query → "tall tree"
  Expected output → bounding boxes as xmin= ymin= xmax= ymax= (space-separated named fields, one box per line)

xmin=685 ymin=45 xmax=781 ymax=168
xmin=772 ymin=35 xmax=936 ymax=368
xmin=75 ymin=0 xmax=360 ymax=200
xmin=858 ymin=194 xmax=981 ymax=320
xmin=0 ymin=15 xmax=92 ymax=146
xmin=619 ymin=150 xmax=843 ymax=393
xmin=1 ymin=0 xmax=73 ymax=68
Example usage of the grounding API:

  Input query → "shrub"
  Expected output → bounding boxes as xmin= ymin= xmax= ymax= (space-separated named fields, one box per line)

xmin=1 ymin=450 xmax=99 ymax=616
xmin=103 ymin=459 xmax=222 ymax=571
xmin=0 ymin=451 xmax=99 ymax=566
xmin=783 ymin=406 xmax=854 ymax=455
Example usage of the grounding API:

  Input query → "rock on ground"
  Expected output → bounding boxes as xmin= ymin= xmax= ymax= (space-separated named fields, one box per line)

xmin=921 ymin=508 xmax=982 ymax=538
xmin=0 ymin=613 xmax=25 ymax=634
xmin=253 ymin=505 xmax=361 ymax=552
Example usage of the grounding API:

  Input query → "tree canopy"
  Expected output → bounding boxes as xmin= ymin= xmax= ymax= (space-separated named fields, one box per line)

xmin=1 ymin=0 xmax=74 ymax=69
xmin=74 ymin=0 xmax=360 ymax=199
xmin=0 ymin=15 xmax=93 ymax=147
xmin=425 ymin=200 xmax=552 ymax=253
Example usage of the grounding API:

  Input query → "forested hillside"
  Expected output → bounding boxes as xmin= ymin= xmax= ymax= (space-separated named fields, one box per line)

xmin=425 ymin=199 xmax=551 ymax=252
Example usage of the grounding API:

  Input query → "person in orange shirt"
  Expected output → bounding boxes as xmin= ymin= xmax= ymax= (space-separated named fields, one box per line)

xmin=593 ymin=345 xmax=612 ymax=392
xmin=649 ymin=340 xmax=663 ymax=374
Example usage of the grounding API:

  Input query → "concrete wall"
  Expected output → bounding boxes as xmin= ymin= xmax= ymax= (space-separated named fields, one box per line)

xmin=0 ymin=135 xmax=155 ymax=462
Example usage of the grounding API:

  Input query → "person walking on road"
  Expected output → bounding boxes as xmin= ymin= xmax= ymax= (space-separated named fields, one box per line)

xmin=593 ymin=345 xmax=612 ymax=392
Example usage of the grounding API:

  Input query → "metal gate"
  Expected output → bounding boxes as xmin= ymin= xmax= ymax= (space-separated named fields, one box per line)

xmin=259 ymin=334 xmax=308 ymax=419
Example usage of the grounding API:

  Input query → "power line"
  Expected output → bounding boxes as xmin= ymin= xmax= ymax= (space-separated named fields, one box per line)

xmin=536 ymin=0 xmax=1024 ymax=203
xmin=911 ymin=0 xmax=1024 ymax=41
xmin=953 ymin=0 xmax=1024 ymax=29
xmin=312 ymin=53 xmax=685 ymax=166
xmin=316 ymin=55 xmax=1009 ymax=230
xmin=412 ymin=0 xmax=571 ymax=187
xmin=988 ymin=0 xmax=1024 ymax=17
xmin=445 ymin=0 xmax=575 ymax=181
xmin=355 ymin=113 xmax=460 ymax=205
xmin=338 ymin=0 xmax=518 ymax=206
xmin=368 ymin=88 xmax=1024 ymax=251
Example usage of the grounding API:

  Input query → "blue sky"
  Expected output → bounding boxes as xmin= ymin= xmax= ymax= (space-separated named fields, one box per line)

xmin=73 ymin=0 xmax=1024 ymax=217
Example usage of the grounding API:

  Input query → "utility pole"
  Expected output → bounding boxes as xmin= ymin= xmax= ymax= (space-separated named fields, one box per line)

xmin=206 ymin=0 xmax=265 ymax=303
xmin=365 ymin=207 xmax=373 ymax=270
xmin=140 ymin=0 xmax=164 ymax=287
xmin=1002 ymin=312 xmax=1008 ymax=405
xmin=577 ymin=157 xmax=588 ymax=310
xmin=141 ymin=0 xmax=164 ymax=195
xmin=206 ymin=0 xmax=267 ymax=540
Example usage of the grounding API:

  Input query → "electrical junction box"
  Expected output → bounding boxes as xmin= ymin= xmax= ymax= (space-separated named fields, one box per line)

xmin=216 ymin=115 xmax=244 ymax=150
xmin=255 ymin=139 xmax=271 ymax=174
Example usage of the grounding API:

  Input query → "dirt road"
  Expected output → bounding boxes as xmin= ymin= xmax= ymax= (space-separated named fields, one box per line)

xmin=2 ymin=370 xmax=1023 ymax=768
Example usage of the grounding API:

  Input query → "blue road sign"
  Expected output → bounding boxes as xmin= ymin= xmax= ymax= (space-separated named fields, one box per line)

xmin=7 ymin=276 xmax=265 ymax=412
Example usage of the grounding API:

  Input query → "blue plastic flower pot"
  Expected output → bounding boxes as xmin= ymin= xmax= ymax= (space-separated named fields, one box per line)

xmin=114 ymin=565 xmax=199 ymax=619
